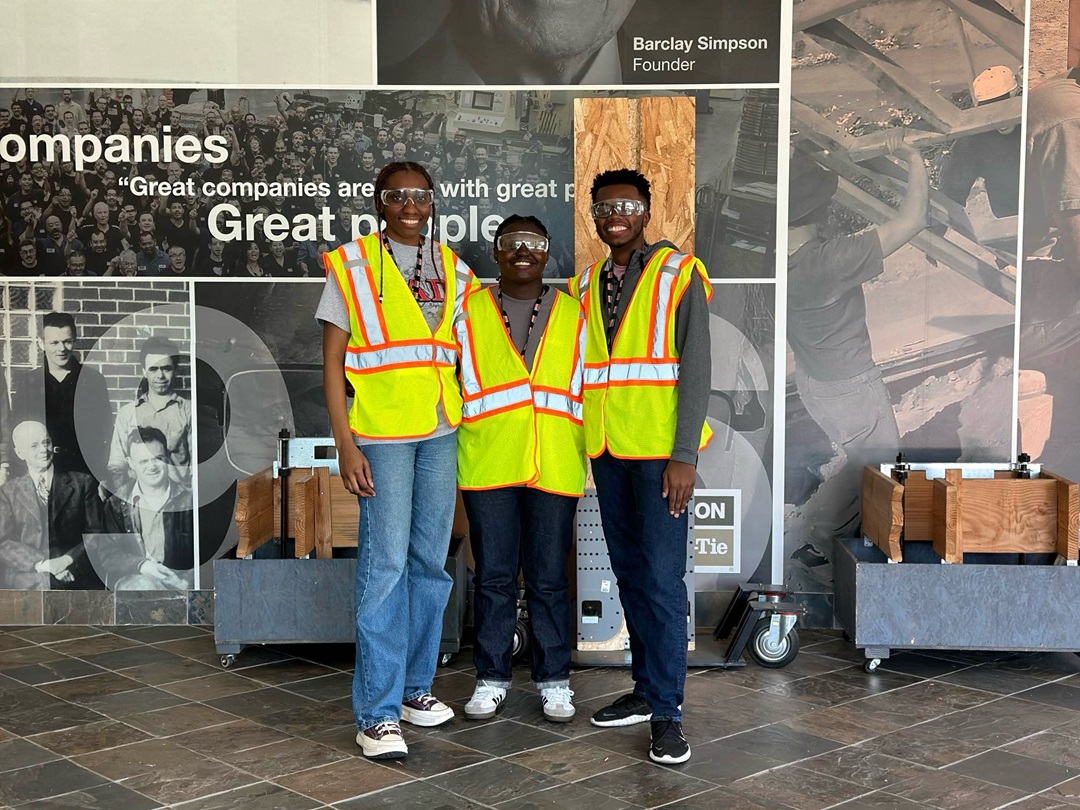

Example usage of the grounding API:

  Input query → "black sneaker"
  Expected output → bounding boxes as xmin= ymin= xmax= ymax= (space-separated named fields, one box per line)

xmin=590 ymin=692 xmax=652 ymax=727
xmin=649 ymin=719 xmax=691 ymax=764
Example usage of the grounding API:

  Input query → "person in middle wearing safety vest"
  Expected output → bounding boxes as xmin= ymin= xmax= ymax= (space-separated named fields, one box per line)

xmin=455 ymin=215 xmax=586 ymax=723
xmin=571 ymin=168 xmax=712 ymax=766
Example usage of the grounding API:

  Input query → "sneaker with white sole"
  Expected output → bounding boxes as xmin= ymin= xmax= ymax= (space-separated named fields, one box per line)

xmin=464 ymin=682 xmax=507 ymax=720
xmin=649 ymin=719 xmax=691 ymax=764
xmin=356 ymin=721 xmax=408 ymax=759
xmin=540 ymin=685 xmax=575 ymax=722
xmin=590 ymin=692 xmax=652 ymax=727
xmin=401 ymin=692 xmax=455 ymax=727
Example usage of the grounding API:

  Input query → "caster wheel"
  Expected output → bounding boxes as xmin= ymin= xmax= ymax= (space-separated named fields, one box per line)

xmin=511 ymin=618 xmax=530 ymax=664
xmin=439 ymin=653 xmax=453 ymax=667
xmin=864 ymin=658 xmax=881 ymax=673
xmin=747 ymin=619 xmax=800 ymax=668
xmin=220 ymin=654 xmax=236 ymax=669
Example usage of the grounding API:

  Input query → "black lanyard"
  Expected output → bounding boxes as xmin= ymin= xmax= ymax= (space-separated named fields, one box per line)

xmin=604 ymin=263 xmax=626 ymax=334
xmin=497 ymin=284 xmax=548 ymax=359
xmin=382 ymin=234 xmax=426 ymax=299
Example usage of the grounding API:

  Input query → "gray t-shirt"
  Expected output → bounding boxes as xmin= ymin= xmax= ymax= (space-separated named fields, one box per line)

xmin=492 ymin=285 xmax=556 ymax=372
xmin=316 ymin=237 xmax=454 ymax=445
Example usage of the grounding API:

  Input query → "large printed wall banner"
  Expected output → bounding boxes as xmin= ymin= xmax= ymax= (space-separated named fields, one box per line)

xmin=376 ymin=0 xmax=782 ymax=86
xmin=786 ymin=0 xmax=1025 ymax=593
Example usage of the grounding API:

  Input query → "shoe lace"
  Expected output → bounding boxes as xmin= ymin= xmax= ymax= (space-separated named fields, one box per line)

xmin=542 ymin=686 xmax=574 ymax=705
xmin=371 ymin=721 xmax=400 ymax=737
xmin=412 ymin=692 xmax=440 ymax=708
xmin=472 ymin=684 xmax=501 ymax=702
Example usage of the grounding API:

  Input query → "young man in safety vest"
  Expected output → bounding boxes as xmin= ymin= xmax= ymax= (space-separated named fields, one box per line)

xmin=570 ymin=168 xmax=712 ymax=765
xmin=455 ymin=214 xmax=586 ymax=723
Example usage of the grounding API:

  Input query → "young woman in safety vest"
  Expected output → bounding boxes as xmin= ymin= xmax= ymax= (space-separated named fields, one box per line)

xmin=318 ymin=161 xmax=479 ymax=760
xmin=454 ymin=215 xmax=586 ymax=723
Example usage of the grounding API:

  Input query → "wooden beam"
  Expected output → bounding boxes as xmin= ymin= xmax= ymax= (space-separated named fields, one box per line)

xmin=794 ymin=0 xmax=877 ymax=31
xmin=289 ymin=473 xmax=317 ymax=559
xmin=958 ymin=478 xmax=1058 ymax=555
xmin=901 ymin=470 xmax=934 ymax=540
xmin=791 ymin=100 xmax=858 ymax=154
xmin=1040 ymin=469 xmax=1080 ymax=561
xmin=933 ymin=474 xmax=961 ymax=563
xmin=944 ymin=0 xmax=1025 ymax=62
xmin=862 ymin=467 xmax=904 ymax=562
xmin=803 ymin=20 xmax=961 ymax=132
xmin=235 ymin=467 xmax=275 ymax=558
xmin=314 ymin=467 xmax=333 ymax=559
xmin=833 ymin=176 xmax=1016 ymax=303
xmin=950 ymin=10 xmax=978 ymax=100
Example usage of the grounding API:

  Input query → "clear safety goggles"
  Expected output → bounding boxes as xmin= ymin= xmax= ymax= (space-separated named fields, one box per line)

xmin=590 ymin=199 xmax=647 ymax=219
xmin=379 ymin=187 xmax=434 ymax=207
xmin=496 ymin=232 xmax=549 ymax=253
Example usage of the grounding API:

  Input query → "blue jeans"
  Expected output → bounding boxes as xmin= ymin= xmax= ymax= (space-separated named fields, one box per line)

xmin=351 ymin=432 xmax=457 ymax=731
xmin=461 ymin=487 xmax=577 ymax=688
xmin=591 ymin=453 xmax=688 ymax=722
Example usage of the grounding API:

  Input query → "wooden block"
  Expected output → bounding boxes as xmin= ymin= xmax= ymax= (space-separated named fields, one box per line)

xmin=314 ymin=467 xmax=333 ymax=559
xmin=290 ymin=473 xmax=316 ymax=558
xmin=235 ymin=467 xmax=275 ymax=558
xmin=902 ymin=470 xmax=934 ymax=541
xmin=956 ymin=478 xmax=1058 ymax=555
xmin=932 ymin=476 xmax=960 ymax=564
xmin=1040 ymin=469 xmax=1079 ymax=561
xmin=329 ymin=475 xmax=359 ymax=548
xmin=862 ymin=467 xmax=903 ymax=562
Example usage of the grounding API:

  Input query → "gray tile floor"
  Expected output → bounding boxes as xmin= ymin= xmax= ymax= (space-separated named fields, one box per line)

xmin=1 ymin=625 xmax=1080 ymax=808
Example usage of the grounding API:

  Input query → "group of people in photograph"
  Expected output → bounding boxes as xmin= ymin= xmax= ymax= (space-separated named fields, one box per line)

xmin=0 ymin=88 xmax=574 ymax=280
xmin=0 ymin=311 xmax=194 ymax=591
xmin=319 ymin=160 xmax=711 ymax=765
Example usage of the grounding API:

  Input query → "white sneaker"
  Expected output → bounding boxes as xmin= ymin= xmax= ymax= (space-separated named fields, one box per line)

xmin=400 ymin=693 xmax=455 ymax=727
xmin=540 ymin=685 xmax=575 ymax=723
xmin=464 ymin=682 xmax=506 ymax=720
xmin=356 ymin=721 xmax=408 ymax=759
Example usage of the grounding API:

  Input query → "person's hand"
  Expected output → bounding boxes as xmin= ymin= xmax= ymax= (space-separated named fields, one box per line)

xmin=884 ymin=130 xmax=919 ymax=161
xmin=56 ymin=570 xmax=75 ymax=583
xmin=661 ymin=460 xmax=696 ymax=518
xmin=139 ymin=559 xmax=188 ymax=589
xmin=338 ymin=442 xmax=375 ymax=497
xmin=36 ymin=554 xmax=74 ymax=577
xmin=0 ymin=463 xmax=9 ymax=486
xmin=90 ymin=188 xmax=99 ymax=200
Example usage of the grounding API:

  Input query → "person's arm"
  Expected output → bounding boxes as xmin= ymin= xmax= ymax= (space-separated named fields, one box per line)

xmin=665 ymin=268 xmax=711 ymax=518
xmin=874 ymin=131 xmax=930 ymax=258
xmin=322 ymin=322 xmax=375 ymax=497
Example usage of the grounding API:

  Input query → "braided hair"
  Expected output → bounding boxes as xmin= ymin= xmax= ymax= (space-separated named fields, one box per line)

xmin=373 ymin=161 xmax=439 ymax=301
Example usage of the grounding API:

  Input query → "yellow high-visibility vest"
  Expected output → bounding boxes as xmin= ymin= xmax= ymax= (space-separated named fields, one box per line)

xmin=456 ymin=287 xmax=586 ymax=496
xmin=323 ymin=233 xmax=478 ymax=440
xmin=569 ymin=246 xmax=713 ymax=459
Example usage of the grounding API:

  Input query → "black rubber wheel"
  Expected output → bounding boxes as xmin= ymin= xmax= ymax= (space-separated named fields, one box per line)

xmin=511 ymin=619 xmax=530 ymax=663
xmin=748 ymin=619 xmax=800 ymax=668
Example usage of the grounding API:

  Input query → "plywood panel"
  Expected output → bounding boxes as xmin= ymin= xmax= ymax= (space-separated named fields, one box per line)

xmin=957 ymin=478 xmax=1058 ymax=555
xmin=573 ymin=96 xmax=695 ymax=272
xmin=235 ymin=467 xmax=274 ymax=558
xmin=329 ymin=475 xmax=360 ymax=548
xmin=314 ymin=467 xmax=333 ymax=559
xmin=289 ymin=473 xmax=316 ymax=558
xmin=862 ymin=467 xmax=903 ymax=562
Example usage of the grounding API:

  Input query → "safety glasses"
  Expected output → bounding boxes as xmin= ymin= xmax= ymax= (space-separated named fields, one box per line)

xmin=590 ymin=199 xmax=647 ymax=219
xmin=379 ymin=187 xmax=434 ymax=207
xmin=496 ymin=232 xmax=549 ymax=253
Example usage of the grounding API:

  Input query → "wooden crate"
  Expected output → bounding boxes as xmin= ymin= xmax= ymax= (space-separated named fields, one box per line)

xmin=862 ymin=465 xmax=1079 ymax=564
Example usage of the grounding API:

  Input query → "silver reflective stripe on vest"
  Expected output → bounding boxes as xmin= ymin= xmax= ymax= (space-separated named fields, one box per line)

xmin=651 ymin=251 xmax=685 ymax=360
xmin=570 ymin=313 xmax=586 ymax=398
xmin=584 ymin=366 xmax=608 ymax=387
xmin=534 ymin=389 xmax=583 ymax=421
xmin=345 ymin=343 xmax=432 ymax=372
xmin=453 ymin=257 xmax=472 ymax=318
xmin=342 ymin=241 xmax=386 ymax=346
xmin=609 ymin=362 xmax=679 ymax=383
xmin=434 ymin=344 xmax=457 ymax=366
xmin=456 ymin=313 xmax=482 ymax=398
xmin=462 ymin=381 xmax=533 ymax=419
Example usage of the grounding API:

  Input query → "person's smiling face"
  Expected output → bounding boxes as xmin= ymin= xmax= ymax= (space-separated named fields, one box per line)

xmin=472 ymin=0 xmax=637 ymax=60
